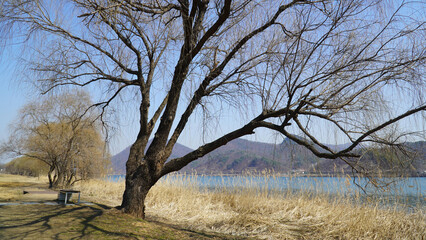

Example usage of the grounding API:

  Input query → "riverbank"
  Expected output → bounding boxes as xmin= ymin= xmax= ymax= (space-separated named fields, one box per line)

xmin=76 ymin=174 xmax=425 ymax=239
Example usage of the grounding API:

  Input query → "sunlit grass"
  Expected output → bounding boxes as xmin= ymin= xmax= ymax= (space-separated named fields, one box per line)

xmin=74 ymin=173 xmax=425 ymax=240
xmin=0 ymin=174 xmax=49 ymax=201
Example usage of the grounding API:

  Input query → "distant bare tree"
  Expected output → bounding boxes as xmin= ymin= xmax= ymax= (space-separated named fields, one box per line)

xmin=1 ymin=90 xmax=110 ymax=188
xmin=1 ymin=0 xmax=424 ymax=217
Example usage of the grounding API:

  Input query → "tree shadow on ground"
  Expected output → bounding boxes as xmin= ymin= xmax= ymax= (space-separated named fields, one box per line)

xmin=0 ymin=202 xmax=244 ymax=239
xmin=0 ymin=202 xmax=141 ymax=239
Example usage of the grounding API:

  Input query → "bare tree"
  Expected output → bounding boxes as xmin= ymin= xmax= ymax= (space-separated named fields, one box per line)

xmin=1 ymin=0 xmax=424 ymax=217
xmin=1 ymin=90 xmax=110 ymax=188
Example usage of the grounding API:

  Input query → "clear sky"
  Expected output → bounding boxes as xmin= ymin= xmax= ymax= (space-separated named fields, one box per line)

xmin=0 ymin=46 xmax=27 ymax=163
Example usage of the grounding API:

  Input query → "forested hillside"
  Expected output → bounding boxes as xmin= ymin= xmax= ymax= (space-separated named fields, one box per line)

xmin=111 ymin=139 xmax=426 ymax=176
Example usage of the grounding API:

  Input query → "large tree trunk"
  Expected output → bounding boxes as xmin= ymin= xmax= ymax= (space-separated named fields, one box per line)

xmin=120 ymin=136 xmax=157 ymax=218
xmin=121 ymin=169 xmax=153 ymax=219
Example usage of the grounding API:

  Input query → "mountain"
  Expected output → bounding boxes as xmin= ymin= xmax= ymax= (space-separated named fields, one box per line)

xmin=110 ymin=139 xmax=426 ymax=176
xmin=110 ymin=137 xmax=323 ymax=174
xmin=181 ymin=138 xmax=324 ymax=174
xmin=311 ymin=141 xmax=426 ymax=176
xmin=111 ymin=141 xmax=192 ymax=174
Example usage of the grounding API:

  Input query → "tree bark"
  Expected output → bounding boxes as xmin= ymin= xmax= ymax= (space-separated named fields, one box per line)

xmin=120 ymin=158 xmax=156 ymax=218
xmin=47 ymin=166 xmax=54 ymax=189
xmin=120 ymin=136 xmax=156 ymax=218
xmin=121 ymin=171 xmax=152 ymax=219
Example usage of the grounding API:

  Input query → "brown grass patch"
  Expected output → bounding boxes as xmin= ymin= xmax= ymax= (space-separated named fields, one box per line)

xmin=0 ymin=174 xmax=51 ymax=202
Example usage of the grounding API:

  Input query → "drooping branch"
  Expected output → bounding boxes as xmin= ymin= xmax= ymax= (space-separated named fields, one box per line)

xmin=336 ymin=105 xmax=426 ymax=155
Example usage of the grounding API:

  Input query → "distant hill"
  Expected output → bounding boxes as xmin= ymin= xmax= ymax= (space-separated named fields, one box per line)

xmin=182 ymin=138 xmax=321 ymax=174
xmin=309 ymin=141 xmax=426 ymax=176
xmin=111 ymin=141 xmax=192 ymax=174
xmin=110 ymin=139 xmax=426 ymax=176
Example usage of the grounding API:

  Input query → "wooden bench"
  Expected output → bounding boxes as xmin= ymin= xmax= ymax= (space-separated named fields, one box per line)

xmin=58 ymin=190 xmax=81 ymax=205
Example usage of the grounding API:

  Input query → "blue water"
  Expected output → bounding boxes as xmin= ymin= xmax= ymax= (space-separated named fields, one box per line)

xmin=107 ymin=174 xmax=425 ymax=210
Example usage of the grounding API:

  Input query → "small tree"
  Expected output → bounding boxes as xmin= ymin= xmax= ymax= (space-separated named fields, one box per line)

xmin=1 ymin=0 xmax=425 ymax=217
xmin=1 ymin=90 xmax=110 ymax=188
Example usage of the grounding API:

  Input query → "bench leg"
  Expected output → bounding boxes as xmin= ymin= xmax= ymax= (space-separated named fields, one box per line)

xmin=77 ymin=192 xmax=80 ymax=204
xmin=64 ymin=192 xmax=68 ymax=205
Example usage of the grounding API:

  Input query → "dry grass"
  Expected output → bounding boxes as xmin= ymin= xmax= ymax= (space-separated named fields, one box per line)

xmin=0 ymin=174 xmax=49 ymax=201
xmin=74 ymin=178 xmax=124 ymax=206
xmin=74 ymin=174 xmax=426 ymax=240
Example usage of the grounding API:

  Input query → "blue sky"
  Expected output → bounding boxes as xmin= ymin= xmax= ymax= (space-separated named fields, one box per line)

xmin=0 ymin=47 xmax=27 ymax=163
